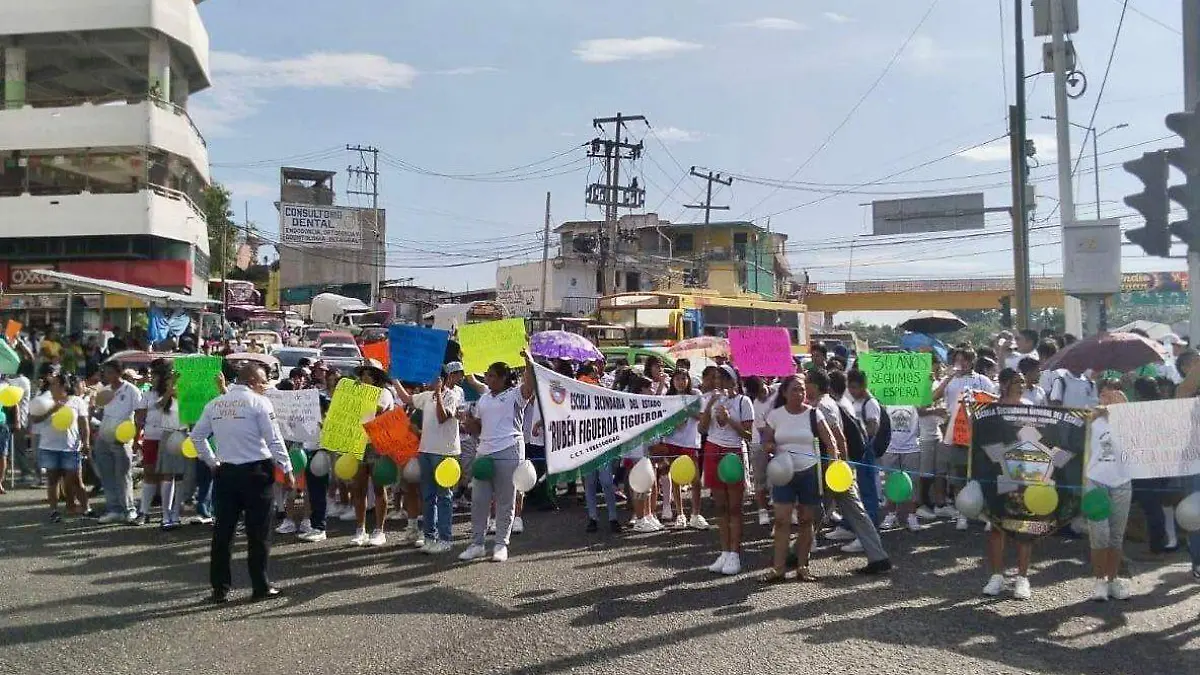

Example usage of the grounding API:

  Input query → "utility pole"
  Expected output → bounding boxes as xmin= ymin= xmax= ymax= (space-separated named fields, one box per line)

xmin=685 ymin=167 xmax=733 ymax=287
xmin=347 ymin=144 xmax=381 ymax=305
xmin=1009 ymin=0 xmax=1031 ymax=331
xmin=540 ymin=191 xmax=551 ymax=315
xmin=586 ymin=113 xmax=645 ymax=295
xmin=1185 ymin=0 xmax=1200 ymax=339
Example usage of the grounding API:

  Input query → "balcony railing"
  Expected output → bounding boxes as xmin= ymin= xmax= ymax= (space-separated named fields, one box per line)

xmin=561 ymin=296 xmax=598 ymax=316
xmin=2 ymin=94 xmax=207 ymax=147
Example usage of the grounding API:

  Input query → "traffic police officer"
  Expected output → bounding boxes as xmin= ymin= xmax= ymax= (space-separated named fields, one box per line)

xmin=191 ymin=364 xmax=293 ymax=603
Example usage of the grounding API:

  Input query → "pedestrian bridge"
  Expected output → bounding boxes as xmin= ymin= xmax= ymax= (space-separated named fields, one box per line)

xmin=800 ymin=277 xmax=1064 ymax=312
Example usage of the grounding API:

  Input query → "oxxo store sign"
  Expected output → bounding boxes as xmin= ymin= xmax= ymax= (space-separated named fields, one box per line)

xmin=7 ymin=264 xmax=56 ymax=292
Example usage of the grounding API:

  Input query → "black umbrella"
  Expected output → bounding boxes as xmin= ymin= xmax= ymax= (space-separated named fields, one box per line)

xmin=898 ymin=310 xmax=967 ymax=335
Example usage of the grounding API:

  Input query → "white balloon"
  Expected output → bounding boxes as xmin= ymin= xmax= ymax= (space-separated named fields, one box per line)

xmin=403 ymin=458 xmax=422 ymax=484
xmin=955 ymin=480 xmax=986 ymax=519
xmin=628 ymin=457 xmax=656 ymax=494
xmin=513 ymin=460 xmax=538 ymax=493
xmin=766 ymin=453 xmax=795 ymax=487
xmin=308 ymin=450 xmax=331 ymax=477
xmin=1177 ymin=491 xmax=1200 ymax=532
xmin=28 ymin=393 xmax=53 ymax=417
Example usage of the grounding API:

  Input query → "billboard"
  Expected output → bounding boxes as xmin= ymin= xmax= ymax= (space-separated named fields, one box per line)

xmin=279 ymin=204 xmax=364 ymax=249
xmin=1118 ymin=271 xmax=1189 ymax=306
xmin=871 ymin=193 xmax=985 ymax=235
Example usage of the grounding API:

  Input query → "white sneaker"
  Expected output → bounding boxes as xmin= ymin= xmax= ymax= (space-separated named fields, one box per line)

xmin=458 ymin=543 xmax=488 ymax=561
xmin=689 ymin=514 xmax=710 ymax=530
xmin=880 ymin=513 xmax=898 ymax=530
xmin=512 ymin=516 xmax=525 ymax=534
xmin=423 ymin=540 xmax=451 ymax=555
xmin=984 ymin=521 xmax=993 ymax=532
xmin=487 ymin=518 xmax=496 ymax=534
xmin=647 ymin=516 xmax=665 ymax=532
xmin=298 ymin=529 xmax=327 ymax=542
xmin=366 ymin=529 xmax=386 ymax=547
xmin=673 ymin=514 xmax=688 ymax=529
xmin=906 ymin=514 xmax=922 ymax=532
xmin=1091 ymin=578 xmax=1110 ymax=602
xmin=720 ymin=552 xmax=741 ymax=576
xmin=491 ymin=544 xmax=509 ymax=562
xmin=413 ymin=530 xmax=426 ymax=548
xmin=633 ymin=518 xmax=658 ymax=533
xmin=349 ymin=529 xmax=369 ymax=547
xmin=791 ymin=511 xmax=799 ymax=525
xmin=275 ymin=519 xmax=297 ymax=535
xmin=916 ymin=505 xmax=937 ymax=520
xmin=1012 ymin=576 xmax=1032 ymax=600
xmin=956 ymin=516 xmax=969 ymax=531
xmin=338 ymin=506 xmax=358 ymax=522
xmin=1109 ymin=578 xmax=1131 ymax=601
xmin=827 ymin=527 xmax=857 ymax=542
xmin=708 ymin=552 xmax=730 ymax=573
xmin=982 ymin=574 xmax=1005 ymax=596
xmin=758 ymin=509 xmax=770 ymax=526
xmin=841 ymin=539 xmax=865 ymax=554
xmin=192 ymin=515 xmax=214 ymax=525
xmin=125 ymin=511 xmax=140 ymax=525
xmin=934 ymin=505 xmax=959 ymax=518
xmin=298 ymin=519 xmax=314 ymax=535
xmin=98 ymin=512 xmax=123 ymax=524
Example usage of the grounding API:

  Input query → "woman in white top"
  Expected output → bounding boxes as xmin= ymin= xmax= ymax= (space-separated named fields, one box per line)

xmin=27 ymin=371 xmax=90 ymax=522
xmin=759 ymin=374 xmax=837 ymax=583
xmin=699 ymin=365 xmax=754 ymax=576
xmin=141 ymin=362 xmax=188 ymax=529
xmin=349 ymin=362 xmax=396 ymax=548
xmin=658 ymin=369 xmax=708 ymax=530
xmin=459 ymin=352 xmax=535 ymax=563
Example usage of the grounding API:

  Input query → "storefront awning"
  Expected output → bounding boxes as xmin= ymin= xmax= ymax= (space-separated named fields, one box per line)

xmin=32 ymin=270 xmax=219 ymax=310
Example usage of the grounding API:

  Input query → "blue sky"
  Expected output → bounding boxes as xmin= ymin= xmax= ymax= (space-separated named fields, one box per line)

xmin=193 ymin=0 xmax=1189 ymax=299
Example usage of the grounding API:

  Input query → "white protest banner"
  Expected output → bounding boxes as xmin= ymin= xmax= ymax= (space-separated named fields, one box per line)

xmin=265 ymin=388 xmax=322 ymax=445
xmin=535 ymin=363 xmax=700 ymax=476
xmin=1106 ymin=398 xmax=1200 ymax=480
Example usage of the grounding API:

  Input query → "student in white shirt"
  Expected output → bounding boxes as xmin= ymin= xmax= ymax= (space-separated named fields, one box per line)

xmin=1017 ymin=357 xmax=1047 ymax=406
xmin=931 ymin=347 xmax=999 ymax=529
xmin=1049 ymin=367 xmax=1099 ymax=409
xmin=93 ymin=360 xmax=143 ymax=524
xmin=879 ymin=405 xmax=922 ymax=532
xmin=139 ymin=362 xmax=188 ymax=529
xmin=27 ymin=371 xmax=90 ymax=522
xmin=654 ymin=369 xmax=708 ymax=531
xmin=459 ymin=353 xmax=535 ymax=563
xmin=699 ymin=365 xmax=754 ymax=577
xmin=397 ymin=363 xmax=465 ymax=554
xmin=349 ymin=361 xmax=397 ymax=548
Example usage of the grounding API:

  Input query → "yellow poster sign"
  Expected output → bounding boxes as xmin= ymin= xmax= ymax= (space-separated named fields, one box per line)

xmin=319 ymin=379 xmax=382 ymax=459
xmin=458 ymin=318 xmax=527 ymax=375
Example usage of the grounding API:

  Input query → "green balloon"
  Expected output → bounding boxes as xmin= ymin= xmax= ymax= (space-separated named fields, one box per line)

xmin=372 ymin=456 xmax=399 ymax=485
xmin=1081 ymin=487 xmax=1112 ymax=521
xmin=717 ymin=452 xmax=744 ymax=484
xmin=884 ymin=471 xmax=914 ymax=503
xmin=289 ymin=447 xmax=308 ymax=476
xmin=473 ymin=456 xmax=495 ymax=481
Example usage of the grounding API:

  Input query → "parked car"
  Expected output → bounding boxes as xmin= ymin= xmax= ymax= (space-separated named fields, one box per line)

xmin=276 ymin=346 xmax=321 ymax=369
xmin=317 ymin=331 xmax=356 ymax=347
xmin=320 ymin=342 xmax=362 ymax=360
xmin=301 ymin=325 xmax=330 ymax=347
xmin=224 ymin=352 xmax=282 ymax=385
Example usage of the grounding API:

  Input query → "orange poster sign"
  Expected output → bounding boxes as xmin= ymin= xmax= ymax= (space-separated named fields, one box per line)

xmin=4 ymin=320 xmax=21 ymax=342
xmin=363 ymin=406 xmax=420 ymax=465
xmin=951 ymin=390 xmax=998 ymax=446
xmin=362 ymin=340 xmax=389 ymax=369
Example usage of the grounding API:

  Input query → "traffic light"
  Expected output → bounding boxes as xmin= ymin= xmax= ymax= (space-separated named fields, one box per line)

xmin=1123 ymin=150 xmax=1172 ymax=257
xmin=999 ymin=296 xmax=1012 ymax=328
xmin=1166 ymin=107 xmax=1200 ymax=249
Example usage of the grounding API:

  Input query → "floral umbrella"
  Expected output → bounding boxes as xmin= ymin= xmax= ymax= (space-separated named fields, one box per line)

xmin=667 ymin=336 xmax=731 ymax=358
xmin=530 ymin=330 xmax=603 ymax=363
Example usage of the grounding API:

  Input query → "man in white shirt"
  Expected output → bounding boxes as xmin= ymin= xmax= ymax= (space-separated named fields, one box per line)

xmin=413 ymin=363 xmax=465 ymax=553
xmin=932 ymin=348 xmax=999 ymax=528
xmin=191 ymin=364 xmax=293 ymax=604
xmin=92 ymin=361 xmax=143 ymax=524
xmin=1004 ymin=329 xmax=1039 ymax=371
xmin=1048 ymin=367 xmax=1099 ymax=409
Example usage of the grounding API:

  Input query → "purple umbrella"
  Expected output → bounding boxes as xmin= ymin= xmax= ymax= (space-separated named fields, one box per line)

xmin=530 ymin=330 xmax=603 ymax=363
xmin=1043 ymin=332 xmax=1167 ymax=374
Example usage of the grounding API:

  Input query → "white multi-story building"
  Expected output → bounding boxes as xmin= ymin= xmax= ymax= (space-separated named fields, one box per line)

xmin=0 ymin=0 xmax=212 ymax=327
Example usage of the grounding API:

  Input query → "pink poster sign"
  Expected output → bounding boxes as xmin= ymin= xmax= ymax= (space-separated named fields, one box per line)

xmin=728 ymin=327 xmax=796 ymax=376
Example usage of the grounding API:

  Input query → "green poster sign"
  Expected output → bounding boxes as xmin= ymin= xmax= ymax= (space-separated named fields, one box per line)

xmin=858 ymin=351 xmax=933 ymax=406
xmin=173 ymin=355 xmax=224 ymax=425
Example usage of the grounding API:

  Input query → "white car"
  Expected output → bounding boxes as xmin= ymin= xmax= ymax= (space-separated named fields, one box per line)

xmin=320 ymin=343 xmax=362 ymax=360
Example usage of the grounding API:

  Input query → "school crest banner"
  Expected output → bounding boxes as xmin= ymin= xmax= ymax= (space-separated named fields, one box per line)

xmin=535 ymin=363 xmax=700 ymax=477
xmin=970 ymin=403 xmax=1087 ymax=537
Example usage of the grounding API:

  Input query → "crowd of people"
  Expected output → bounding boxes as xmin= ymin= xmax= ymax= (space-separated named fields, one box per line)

xmin=1 ymin=323 xmax=1198 ymax=604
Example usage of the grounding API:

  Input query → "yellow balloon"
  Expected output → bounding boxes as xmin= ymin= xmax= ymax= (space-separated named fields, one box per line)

xmin=669 ymin=455 xmax=697 ymax=485
xmin=824 ymin=460 xmax=854 ymax=493
xmin=114 ymin=420 xmax=137 ymax=444
xmin=51 ymin=406 xmax=76 ymax=431
xmin=0 ymin=385 xmax=22 ymax=407
xmin=435 ymin=456 xmax=462 ymax=489
xmin=181 ymin=438 xmax=198 ymax=459
xmin=334 ymin=454 xmax=361 ymax=481
xmin=1023 ymin=484 xmax=1059 ymax=516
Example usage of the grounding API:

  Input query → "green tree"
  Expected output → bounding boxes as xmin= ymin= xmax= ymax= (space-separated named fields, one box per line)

xmin=203 ymin=183 xmax=239 ymax=278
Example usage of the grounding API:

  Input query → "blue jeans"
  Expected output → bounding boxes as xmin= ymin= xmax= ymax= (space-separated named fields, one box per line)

xmin=1188 ymin=474 xmax=1200 ymax=567
xmin=855 ymin=447 xmax=880 ymax=526
xmin=419 ymin=452 xmax=454 ymax=542
xmin=584 ymin=462 xmax=618 ymax=522
xmin=194 ymin=460 xmax=214 ymax=519
xmin=305 ymin=452 xmax=329 ymax=531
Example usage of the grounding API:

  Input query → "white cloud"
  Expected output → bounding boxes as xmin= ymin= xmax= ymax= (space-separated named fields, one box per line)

xmin=574 ymin=37 xmax=701 ymax=63
xmin=223 ymin=180 xmax=275 ymax=199
xmin=437 ymin=66 xmax=501 ymax=76
xmin=902 ymin=35 xmax=953 ymax=70
xmin=734 ymin=17 xmax=807 ymax=31
xmin=957 ymin=133 xmax=1059 ymax=163
xmin=652 ymin=126 xmax=704 ymax=143
xmin=823 ymin=12 xmax=854 ymax=23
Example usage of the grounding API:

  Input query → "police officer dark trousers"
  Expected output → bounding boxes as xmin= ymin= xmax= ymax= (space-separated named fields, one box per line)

xmin=190 ymin=364 xmax=294 ymax=603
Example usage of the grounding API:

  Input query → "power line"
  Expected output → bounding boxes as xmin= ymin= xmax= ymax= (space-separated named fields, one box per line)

xmin=1113 ymin=0 xmax=1180 ymax=35
xmin=737 ymin=0 xmax=941 ymax=218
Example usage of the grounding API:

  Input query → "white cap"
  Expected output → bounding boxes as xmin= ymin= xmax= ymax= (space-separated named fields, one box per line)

xmin=1161 ymin=333 xmax=1184 ymax=346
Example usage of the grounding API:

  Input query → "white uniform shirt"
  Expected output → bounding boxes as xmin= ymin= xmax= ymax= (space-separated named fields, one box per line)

xmin=885 ymin=405 xmax=920 ymax=454
xmin=750 ymin=396 xmax=773 ymax=445
xmin=764 ymin=405 xmax=824 ymax=472
xmin=662 ymin=388 xmax=701 ymax=449
xmin=36 ymin=397 xmax=89 ymax=452
xmin=414 ymin=387 xmax=464 ymax=456
xmin=475 ymin=386 xmax=532 ymax=457
xmin=189 ymin=384 xmax=291 ymax=470
xmin=101 ymin=380 xmax=142 ymax=426
xmin=1049 ymin=372 xmax=1099 ymax=409
xmin=705 ymin=392 xmax=752 ymax=449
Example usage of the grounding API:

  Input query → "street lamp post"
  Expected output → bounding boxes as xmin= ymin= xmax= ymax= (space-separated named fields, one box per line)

xmin=1041 ymin=116 xmax=1129 ymax=219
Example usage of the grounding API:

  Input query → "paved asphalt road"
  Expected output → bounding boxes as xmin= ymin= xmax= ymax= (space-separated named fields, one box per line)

xmin=1 ymin=488 xmax=1198 ymax=675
